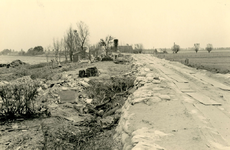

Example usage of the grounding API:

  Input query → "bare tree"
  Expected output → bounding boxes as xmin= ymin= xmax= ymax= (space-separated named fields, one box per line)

xmin=58 ymin=38 xmax=65 ymax=62
xmin=194 ymin=43 xmax=200 ymax=53
xmin=134 ymin=43 xmax=143 ymax=49
xmin=53 ymin=38 xmax=61 ymax=63
xmin=100 ymin=35 xmax=114 ymax=55
xmin=206 ymin=43 xmax=213 ymax=53
xmin=45 ymin=46 xmax=51 ymax=63
xmin=64 ymin=22 xmax=90 ymax=62
xmin=63 ymin=36 xmax=69 ymax=62
xmin=74 ymin=21 xmax=90 ymax=56
xmin=65 ymin=26 xmax=75 ymax=62
xmin=134 ymin=43 xmax=144 ymax=53
xmin=172 ymin=42 xmax=180 ymax=54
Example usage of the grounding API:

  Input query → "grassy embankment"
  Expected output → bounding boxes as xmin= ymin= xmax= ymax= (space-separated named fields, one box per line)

xmin=0 ymin=61 xmax=79 ymax=81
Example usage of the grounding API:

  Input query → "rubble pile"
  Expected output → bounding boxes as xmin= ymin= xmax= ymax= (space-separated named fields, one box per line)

xmin=75 ymin=75 xmax=136 ymax=129
xmin=0 ymin=60 xmax=27 ymax=68
xmin=113 ymin=57 xmax=129 ymax=64
xmin=113 ymin=55 xmax=132 ymax=65
xmin=0 ymin=59 xmax=138 ymax=149
xmin=0 ymin=65 xmax=135 ymax=129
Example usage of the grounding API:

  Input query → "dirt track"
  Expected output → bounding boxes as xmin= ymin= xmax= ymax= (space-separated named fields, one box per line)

xmin=120 ymin=54 xmax=230 ymax=149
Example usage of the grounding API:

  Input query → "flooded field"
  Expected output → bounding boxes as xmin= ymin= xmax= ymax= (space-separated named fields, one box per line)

xmin=0 ymin=55 xmax=58 ymax=64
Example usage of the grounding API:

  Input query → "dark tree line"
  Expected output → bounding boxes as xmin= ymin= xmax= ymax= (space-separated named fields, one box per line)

xmin=0 ymin=49 xmax=12 ymax=55
xmin=0 ymin=46 xmax=44 ymax=56
xmin=26 ymin=46 xmax=44 ymax=55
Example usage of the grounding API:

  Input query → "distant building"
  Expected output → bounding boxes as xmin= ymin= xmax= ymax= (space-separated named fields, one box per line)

xmin=118 ymin=45 xmax=133 ymax=53
xmin=73 ymin=50 xmax=86 ymax=62
xmin=73 ymin=47 xmax=89 ymax=62
xmin=142 ymin=48 xmax=168 ymax=54
xmin=142 ymin=49 xmax=155 ymax=54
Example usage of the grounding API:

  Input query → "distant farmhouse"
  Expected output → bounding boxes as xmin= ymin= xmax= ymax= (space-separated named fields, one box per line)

xmin=142 ymin=48 xmax=168 ymax=54
xmin=117 ymin=45 xmax=133 ymax=53
xmin=72 ymin=39 xmax=145 ymax=62
xmin=73 ymin=47 xmax=89 ymax=62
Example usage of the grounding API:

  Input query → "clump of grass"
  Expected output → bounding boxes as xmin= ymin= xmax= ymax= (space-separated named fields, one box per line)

xmin=29 ymin=62 xmax=77 ymax=80
xmin=27 ymin=62 xmax=48 ymax=69
xmin=14 ymin=67 xmax=31 ymax=77
xmin=30 ymin=67 xmax=55 ymax=80
xmin=40 ymin=119 xmax=121 ymax=150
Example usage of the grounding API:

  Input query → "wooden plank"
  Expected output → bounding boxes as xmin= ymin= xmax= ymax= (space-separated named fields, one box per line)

xmin=187 ymin=93 xmax=221 ymax=106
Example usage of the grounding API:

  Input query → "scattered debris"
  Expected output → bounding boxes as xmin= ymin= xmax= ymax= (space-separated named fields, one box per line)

xmin=101 ymin=56 xmax=113 ymax=61
xmin=2 ymin=60 xmax=27 ymax=68
xmin=0 ymin=57 xmax=135 ymax=150
xmin=113 ymin=57 xmax=129 ymax=64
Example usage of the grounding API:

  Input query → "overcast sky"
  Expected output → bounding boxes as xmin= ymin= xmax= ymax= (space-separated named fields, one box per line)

xmin=0 ymin=0 xmax=230 ymax=51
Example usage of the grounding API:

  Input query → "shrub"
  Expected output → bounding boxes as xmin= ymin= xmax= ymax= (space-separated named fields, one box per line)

xmin=0 ymin=80 xmax=40 ymax=119
xmin=172 ymin=43 xmax=180 ymax=53
xmin=194 ymin=43 xmax=200 ymax=53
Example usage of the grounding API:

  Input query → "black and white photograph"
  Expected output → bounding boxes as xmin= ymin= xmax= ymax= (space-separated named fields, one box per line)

xmin=0 ymin=0 xmax=230 ymax=149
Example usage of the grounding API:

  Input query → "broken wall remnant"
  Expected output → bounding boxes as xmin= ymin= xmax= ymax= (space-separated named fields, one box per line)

xmin=114 ymin=39 xmax=118 ymax=52
xmin=86 ymin=67 xmax=99 ymax=77
xmin=79 ymin=67 xmax=99 ymax=78
xmin=79 ymin=70 xmax=86 ymax=78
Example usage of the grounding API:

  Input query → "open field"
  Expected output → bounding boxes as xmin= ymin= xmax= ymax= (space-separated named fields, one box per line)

xmin=155 ymin=51 xmax=230 ymax=73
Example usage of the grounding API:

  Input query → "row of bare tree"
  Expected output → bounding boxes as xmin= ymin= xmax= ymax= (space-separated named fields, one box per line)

xmin=45 ymin=21 xmax=90 ymax=63
xmin=46 ymin=21 xmax=145 ymax=63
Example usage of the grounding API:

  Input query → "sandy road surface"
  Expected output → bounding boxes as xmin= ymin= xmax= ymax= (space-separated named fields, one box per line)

xmin=131 ymin=54 xmax=230 ymax=150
